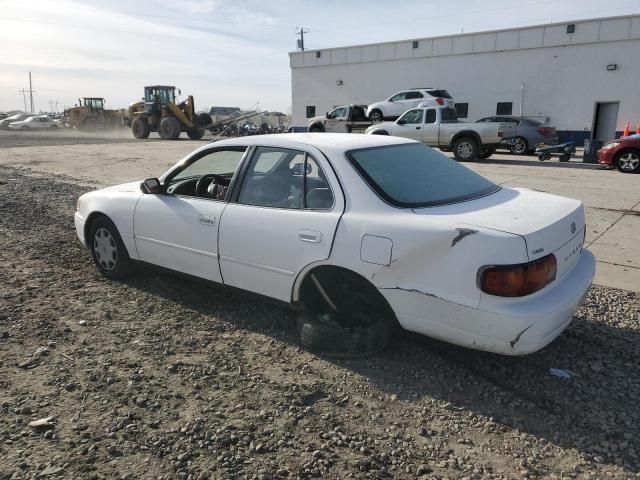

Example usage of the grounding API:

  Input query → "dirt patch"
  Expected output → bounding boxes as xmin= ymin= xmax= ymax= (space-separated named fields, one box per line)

xmin=0 ymin=166 xmax=639 ymax=479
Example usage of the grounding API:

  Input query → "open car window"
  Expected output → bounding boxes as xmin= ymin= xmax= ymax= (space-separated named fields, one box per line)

xmin=346 ymin=143 xmax=499 ymax=208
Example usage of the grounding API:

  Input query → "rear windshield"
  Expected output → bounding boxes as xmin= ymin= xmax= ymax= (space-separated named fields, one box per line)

xmin=427 ymin=90 xmax=452 ymax=99
xmin=346 ymin=143 xmax=499 ymax=208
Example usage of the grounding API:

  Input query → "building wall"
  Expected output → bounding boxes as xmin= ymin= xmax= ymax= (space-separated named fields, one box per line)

xmin=290 ymin=15 xmax=640 ymax=140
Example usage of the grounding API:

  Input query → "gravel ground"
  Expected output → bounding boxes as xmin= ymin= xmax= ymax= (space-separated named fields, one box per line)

xmin=0 ymin=165 xmax=639 ymax=480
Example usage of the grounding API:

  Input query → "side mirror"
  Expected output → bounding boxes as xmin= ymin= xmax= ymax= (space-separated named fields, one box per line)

xmin=397 ymin=119 xmax=406 ymax=125
xmin=141 ymin=178 xmax=162 ymax=194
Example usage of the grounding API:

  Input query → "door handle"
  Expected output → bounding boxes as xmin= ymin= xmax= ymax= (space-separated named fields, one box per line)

xmin=416 ymin=127 xmax=421 ymax=130
xmin=298 ymin=230 xmax=321 ymax=243
xmin=198 ymin=215 xmax=216 ymax=226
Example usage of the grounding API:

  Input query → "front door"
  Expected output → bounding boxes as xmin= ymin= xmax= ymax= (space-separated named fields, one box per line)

xmin=133 ymin=147 xmax=247 ymax=282
xmin=393 ymin=108 xmax=425 ymax=141
xmin=219 ymin=146 xmax=344 ymax=302
xmin=324 ymin=106 xmax=349 ymax=133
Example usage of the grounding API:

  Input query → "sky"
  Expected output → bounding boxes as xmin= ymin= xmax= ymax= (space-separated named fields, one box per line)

xmin=1 ymin=0 xmax=638 ymax=114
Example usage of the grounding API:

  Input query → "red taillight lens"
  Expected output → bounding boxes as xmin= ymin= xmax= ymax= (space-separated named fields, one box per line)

xmin=435 ymin=97 xmax=444 ymax=105
xmin=480 ymin=254 xmax=557 ymax=297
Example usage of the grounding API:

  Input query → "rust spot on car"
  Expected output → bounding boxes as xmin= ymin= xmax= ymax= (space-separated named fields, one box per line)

xmin=451 ymin=228 xmax=478 ymax=247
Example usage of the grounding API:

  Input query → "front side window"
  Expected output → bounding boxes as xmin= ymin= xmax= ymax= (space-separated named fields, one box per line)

xmin=328 ymin=107 xmax=347 ymax=118
xmin=398 ymin=109 xmax=424 ymax=124
xmin=346 ymin=143 xmax=499 ymax=208
xmin=238 ymin=147 xmax=334 ymax=210
xmin=389 ymin=92 xmax=407 ymax=102
xmin=166 ymin=148 xmax=246 ymax=199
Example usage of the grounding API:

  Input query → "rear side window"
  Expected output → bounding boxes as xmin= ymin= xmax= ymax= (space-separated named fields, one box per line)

xmin=346 ymin=143 xmax=499 ymax=208
xmin=427 ymin=90 xmax=452 ymax=99
xmin=440 ymin=108 xmax=458 ymax=123
xmin=405 ymin=91 xmax=424 ymax=99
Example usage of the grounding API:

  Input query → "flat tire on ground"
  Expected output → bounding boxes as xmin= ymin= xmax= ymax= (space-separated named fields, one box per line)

xmin=297 ymin=268 xmax=396 ymax=357
xmin=131 ymin=117 xmax=150 ymax=139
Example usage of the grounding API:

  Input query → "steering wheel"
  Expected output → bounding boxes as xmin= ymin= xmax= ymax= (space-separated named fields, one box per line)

xmin=195 ymin=174 xmax=229 ymax=197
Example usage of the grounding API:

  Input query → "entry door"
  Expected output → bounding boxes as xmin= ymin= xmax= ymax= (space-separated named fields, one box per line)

xmin=219 ymin=146 xmax=344 ymax=302
xmin=324 ymin=106 xmax=348 ymax=133
xmin=593 ymin=102 xmax=619 ymax=141
xmin=133 ymin=147 xmax=247 ymax=282
xmin=393 ymin=108 xmax=425 ymax=141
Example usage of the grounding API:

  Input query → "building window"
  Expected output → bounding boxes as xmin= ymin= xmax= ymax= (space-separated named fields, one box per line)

xmin=412 ymin=40 xmax=419 ymax=49
xmin=316 ymin=51 xmax=321 ymax=58
xmin=566 ymin=23 xmax=575 ymax=34
xmin=306 ymin=106 xmax=316 ymax=118
xmin=496 ymin=102 xmax=512 ymax=115
xmin=454 ymin=103 xmax=469 ymax=118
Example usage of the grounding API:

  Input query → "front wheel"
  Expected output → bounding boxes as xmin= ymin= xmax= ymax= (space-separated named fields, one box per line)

xmin=89 ymin=216 xmax=132 ymax=279
xmin=453 ymin=137 xmax=479 ymax=162
xmin=159 ymin=116 xmax=181 ymax=140
xmin=131 ymin=117 xmax=150 ymax=139
xmin=615 ymin=149 xmax=640 ymax=173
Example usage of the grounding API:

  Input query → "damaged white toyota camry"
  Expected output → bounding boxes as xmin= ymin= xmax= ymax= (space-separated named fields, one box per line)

xmin=75 ymin=134 xmax=595 ymax=356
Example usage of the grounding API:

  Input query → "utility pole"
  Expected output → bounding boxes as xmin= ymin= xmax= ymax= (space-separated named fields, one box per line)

xmin=48 ymin=100 xmax=60 ymax=113
xmin=19 ymin=89 xmax=28 ymax=112
xmin=296 ymin=27 xmax=308 ymax=51
xmin=29 ymin=72 xmax=35 ymax=114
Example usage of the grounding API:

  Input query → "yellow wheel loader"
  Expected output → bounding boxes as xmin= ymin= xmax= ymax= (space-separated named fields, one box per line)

xmin=64 ymin=98 xmax=124 ymax=131
xmin=127 ymin=86 xmax=212 ymax=140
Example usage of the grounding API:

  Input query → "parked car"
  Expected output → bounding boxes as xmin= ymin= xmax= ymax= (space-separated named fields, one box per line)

xmin=8 ymin=115 xmax=58 ymax=130
xmin=75 ymin=133 xmax=594 ymax=357
xmin=0 ymin=113 xmax=32 ymax=129
xmin=597 ymin=134 xmax=640 ymax=173
xmin=476 ymin=116 xmax=558 ymax=154
xmin=365 ymin=106 xmax=516 ymax=161
xmin=366 ymin=88 xmax=454 ymax=122
xmin=308 ymin=105 xmax=371 ymax=133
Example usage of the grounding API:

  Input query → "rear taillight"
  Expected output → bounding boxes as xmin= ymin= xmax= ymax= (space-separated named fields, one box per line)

xmin=498 ymin=128 xmax=503 ymax=138
xmin=538 ymin=127 xmax=552 ymax=136
xmin=435 ymin=97 xmax=444 ymax=105
xmin=479 ymin=254 xmax=557 ymax=297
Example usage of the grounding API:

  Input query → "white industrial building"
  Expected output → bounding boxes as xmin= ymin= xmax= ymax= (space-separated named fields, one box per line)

xmin=289 ymin=14 xmax=640 ymax=143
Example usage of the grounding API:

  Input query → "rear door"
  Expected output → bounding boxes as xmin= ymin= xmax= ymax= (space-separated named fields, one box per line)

xmin=421 ymin=108 xmax=439 ymax=145
xmin=219 ymin=145 xmax=344 ymax=302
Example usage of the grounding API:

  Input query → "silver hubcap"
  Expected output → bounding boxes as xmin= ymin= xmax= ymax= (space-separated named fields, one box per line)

xmin=619 ymin=152 xmax=640 ymax=171
xmin=93 ymin=228 xmax=117 ymax=271
xmin=512 ymin=138 xmax=526 ymax=154
xmin=458 ymin=141 xmax=473 ymax=158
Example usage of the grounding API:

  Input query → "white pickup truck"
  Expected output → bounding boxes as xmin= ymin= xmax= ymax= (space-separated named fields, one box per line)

xmin=366 ymin=106 xmax=516 ymax=161
xmin=307 ymin=105 xmax=372 ymax=133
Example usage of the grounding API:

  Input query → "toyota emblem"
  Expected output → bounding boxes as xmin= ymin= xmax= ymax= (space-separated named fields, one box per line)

xmin=570 ymin=222 xmax=576 ymax=235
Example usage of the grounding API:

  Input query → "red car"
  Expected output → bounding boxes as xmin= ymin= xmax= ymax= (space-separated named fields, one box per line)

xmin=598 ymin=134 xmax=640 ymax=173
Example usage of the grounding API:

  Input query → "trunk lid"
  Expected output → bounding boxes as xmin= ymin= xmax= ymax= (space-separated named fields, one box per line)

xmin=412 ymin=187 xmax=585 ymax=279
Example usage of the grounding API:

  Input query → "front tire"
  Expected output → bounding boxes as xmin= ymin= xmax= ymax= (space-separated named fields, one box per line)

xmin=510 ymin=136 xmax=529 ymax=155
xmin=369 ymin=109 xmax=383 ymax=122
xmin=159 ymin=116 xmax=181 ymax=140
xmin=615 ymin=149 xmax=640 ymax=173
xmin=89 ymin=216 xmax=132 ymax=279
xmin=453 ymin=137 xmax=479 ymax=162
xmin=131 ymin=117 xmax=150 ymax=139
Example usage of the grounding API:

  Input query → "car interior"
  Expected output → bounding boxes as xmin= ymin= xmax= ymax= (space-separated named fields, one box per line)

xmin=165 ymin=148 xmax=333 ymax=210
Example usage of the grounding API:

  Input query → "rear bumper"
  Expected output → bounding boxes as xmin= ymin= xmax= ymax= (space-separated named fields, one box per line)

xmin=381 ymin=249 xmax=596 ymax=355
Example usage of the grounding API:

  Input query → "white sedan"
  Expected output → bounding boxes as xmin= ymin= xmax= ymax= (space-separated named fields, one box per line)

xmin=9 ymin=115 xmax=58 ymax=130
xmin=75 ymin=134 xmax=595 ymax=356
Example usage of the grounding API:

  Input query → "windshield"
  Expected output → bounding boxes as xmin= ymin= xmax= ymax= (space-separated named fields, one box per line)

xmin=346 ymin=143 xmax=499 ymax=208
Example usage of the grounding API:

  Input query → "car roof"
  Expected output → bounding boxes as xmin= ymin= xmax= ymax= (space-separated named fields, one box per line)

xmin=209 ymin=133 xmax=416 ymax=156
